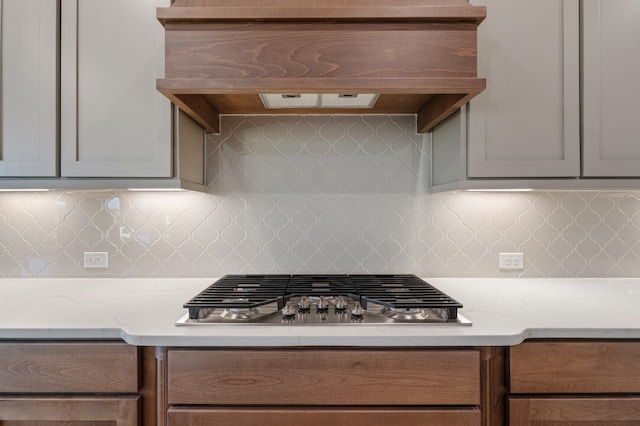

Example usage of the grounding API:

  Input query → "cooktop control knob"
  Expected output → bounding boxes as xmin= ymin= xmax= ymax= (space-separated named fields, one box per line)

xmin=316 ymin=296 xmax=328 ymax=311
xmin=297 ymin=296 xmax=311 ymax=311
xmin=351 ymin=302 xmax=365 ymax=317
xmin=335 ymin=296 xmax=348 ymax=311
xmin=282 ymin=303 xmax=296 ymax=317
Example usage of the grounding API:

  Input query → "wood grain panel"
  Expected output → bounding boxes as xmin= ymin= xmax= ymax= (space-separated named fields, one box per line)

xmin=164 ymin=22 xmax=478 ymax=80
xmin=155 ymin=347 xmax=168 ymax=426
xmin=167 ymin=407 xmax=481 ymax=426
xmin=510 ymin=341 xmax=640 ymax=394
xmin=417 ymin=93 xmax=474 ymax=132
xmin=0 ymin=342 xmax=138 ymax=394
xmin=0 ymin=397 xmax=139 ymax=425
xmin=480 ymin=347 xmax=506 ymax=426
xmin=140 ymin=347 xmax=158 ymax=426
xmin=509 ymin=397 xmax=640 ymax=425
xmin=167 ymin=349 xmax=480 ymax=405
xmin=171 ymin=94 xmax=220 ymax=134
xmin=157 ymin=77 xmax=486 ymax=94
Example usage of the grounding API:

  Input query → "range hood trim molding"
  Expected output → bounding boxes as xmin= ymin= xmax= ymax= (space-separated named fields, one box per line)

xmin=157 ymin=0 xmax=487 ymax=134
xmin=158 ymin=79 xmax=485 ymax=134
xmin=157 ymin=5 xmax=487 ymax=24
xmin=157 ymin=77 xmax=487 ymax=94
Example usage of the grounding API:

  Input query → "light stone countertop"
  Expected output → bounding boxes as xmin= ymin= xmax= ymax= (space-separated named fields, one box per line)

xmin=1 ymin=277 xmax=639 ymax=347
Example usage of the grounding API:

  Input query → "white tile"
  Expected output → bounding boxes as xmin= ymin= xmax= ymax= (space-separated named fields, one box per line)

xmin=1 ymin=116 xmax=640 ymax=277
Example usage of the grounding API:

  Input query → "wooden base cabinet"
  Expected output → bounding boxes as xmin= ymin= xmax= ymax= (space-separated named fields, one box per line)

xmin=164 ymin=348 xmax=482 ymax=426
xmin=0 ymin=341 xmax=140 ymax=426
xmin=508 ymin=341 xmax=640 ymax=426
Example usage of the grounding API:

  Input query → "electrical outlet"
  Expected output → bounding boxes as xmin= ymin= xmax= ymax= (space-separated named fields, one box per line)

xmin=84 ymin=252 xmax=108 ymax=269
xmin=499 ymin=252 xmax=524 ymax=270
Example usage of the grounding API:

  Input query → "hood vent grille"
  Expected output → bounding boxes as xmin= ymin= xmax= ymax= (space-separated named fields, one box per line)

xmin=156 ymin=0 xmax=486 ymax=134
xmin=260 ymin=94 xmax=379 ymax=109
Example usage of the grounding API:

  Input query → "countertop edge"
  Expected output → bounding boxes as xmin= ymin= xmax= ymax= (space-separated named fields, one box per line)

xmin=2 ymin=277 xmax=640 ymax=347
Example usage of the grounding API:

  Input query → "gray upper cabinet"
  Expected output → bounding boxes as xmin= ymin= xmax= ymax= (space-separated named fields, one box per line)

xmin=431 ymin=0 xmax=580 ymax=191
xmin=467 ymin=0 xmax=580 ymax=178
xmin=582 ymin=0 xmax=640 ymax=177
xmin=431 ymin=0 xmax=640 ymax=192
xmin=61 ymin=0 xmax=171 ymax=177
xmin=0 ymin=0 xmax=58 ymax=177
xmin=0 ymin=0 xmax=205 ymax=190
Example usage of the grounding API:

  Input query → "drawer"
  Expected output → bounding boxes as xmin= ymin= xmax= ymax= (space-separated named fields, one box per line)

xmin=0 ymin=342 xmax=139 ymax=393
xmin=510 ymin=341 xmax=640 ymax=393
xmin=509 ymin=397 xmax=640 ymax=424
xmin=168 ymin=407 xmax=482 ymax=426
xmin=0 ymin=396 xmax=139 ymax=424
xmin=167 ymin=349 xmax=480 ymax=406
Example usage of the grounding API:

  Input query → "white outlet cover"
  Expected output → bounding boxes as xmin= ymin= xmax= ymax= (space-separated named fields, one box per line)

xmin=84 ymin=252 xmax=108 ymax=268
xmin=499 ymin=252 xmax=524 ymax=270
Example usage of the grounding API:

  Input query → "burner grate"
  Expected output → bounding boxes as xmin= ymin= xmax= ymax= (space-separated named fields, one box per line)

xmin=184 ymin=275 xmax=289 ymax=319
xmin=183 ymin=274 xmax=463 ymax=321
xmin=286 ymin=275 xmax=358 ymax=298
xmin=350 ymin=274 xmax=462 ymax=319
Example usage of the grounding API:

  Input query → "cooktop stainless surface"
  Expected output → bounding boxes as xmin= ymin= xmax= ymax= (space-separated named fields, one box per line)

xmin=176 ymin=274 xmax=471 ymax=326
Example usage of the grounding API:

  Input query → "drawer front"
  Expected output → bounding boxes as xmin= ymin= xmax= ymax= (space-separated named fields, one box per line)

xmin=509 ymin=397 xmax=640 ymax=424
xmin=0 ymin=396 xmax=139 ymax=424
xmin=168 ymin=349 xmax=480 ymax=406
xmin=0 ymin=342 xmax=139 ymax=393
xmin=168 ymin=407 xmax=482 ymax=426
xmin=510 ymin=341 xmax=640 ymax=393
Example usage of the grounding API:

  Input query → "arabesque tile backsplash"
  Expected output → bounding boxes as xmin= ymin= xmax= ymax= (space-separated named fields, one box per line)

xmin=1 ymin=115 xmax=639 ymax=278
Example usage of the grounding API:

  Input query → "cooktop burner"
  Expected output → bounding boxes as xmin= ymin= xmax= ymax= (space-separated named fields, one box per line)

xmin=177 ymin=274 xmax=470 ymax=326
xmin=183 ymin=275 xmax=290 ymax=319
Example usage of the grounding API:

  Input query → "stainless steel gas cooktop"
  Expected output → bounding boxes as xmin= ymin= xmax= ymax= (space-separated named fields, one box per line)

xmin=176 ymin=274 xmax=471 ymax=326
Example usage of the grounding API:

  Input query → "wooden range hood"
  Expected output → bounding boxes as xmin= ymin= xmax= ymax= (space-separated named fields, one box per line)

xmin=156 ymin=0 xmax=486 ymax=134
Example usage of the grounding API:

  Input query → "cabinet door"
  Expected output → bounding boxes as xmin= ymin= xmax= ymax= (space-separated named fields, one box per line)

xmin=467 ymin=0 xmax=580 ymax=178
xmin=0 ymin=397 xmax=138 ymax=425
xmin=509 ymin=341 xmax=640 ymax=394
xmin=168 ymin=408 xmax=481 ymax=426
xmin=0 ymin=0 xmax=57 ymax=177
xmin=582 ymin=0 xmax=640 ymax=177
xmin=0 ymin=342 xmax=139 ymax=394
xmin=509 ymin=397 xmax=640 ymax=425
xmin=60 ymin=0 xmax=172 ymax=177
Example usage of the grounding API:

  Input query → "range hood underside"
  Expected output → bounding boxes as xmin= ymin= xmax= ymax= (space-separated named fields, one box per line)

xmin=157 ymin=1 xmax=486 ymax=134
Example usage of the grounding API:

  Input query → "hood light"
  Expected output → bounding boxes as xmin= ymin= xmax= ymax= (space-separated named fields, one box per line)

xmin=0 ymin=188 xmax=52 ymax=192
xmin=260 ymin=93 xmax=379 ymax=109
xmin=126 ymin=188 xmax=186 ymax=192
xmin=464 ymin=188 xmax=535 ymax=193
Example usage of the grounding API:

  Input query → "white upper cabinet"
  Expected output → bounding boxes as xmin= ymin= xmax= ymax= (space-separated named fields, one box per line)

xmin=0 ymin=0 xmax=57 ymax=177
xmin=582 ymin=0 xmax=640 ymax=177
xmin=60 ymin=0 xmax=172 ymax=177
xmin=467 ymin=0 xmax=580 ymax=178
